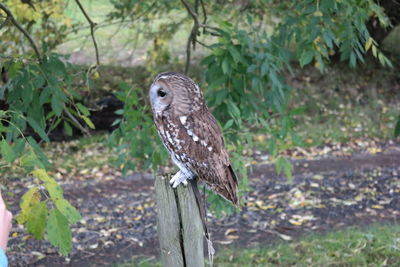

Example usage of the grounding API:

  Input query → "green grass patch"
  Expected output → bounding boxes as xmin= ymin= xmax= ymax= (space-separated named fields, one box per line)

xmin=118 ymin=223 xmax=400 ymax=266
xmin=216 ymin=223 xmax=400 ymax=266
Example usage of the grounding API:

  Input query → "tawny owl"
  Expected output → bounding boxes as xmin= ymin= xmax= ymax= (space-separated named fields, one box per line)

xmin=149 ymin=72 xmax=239 ymax=206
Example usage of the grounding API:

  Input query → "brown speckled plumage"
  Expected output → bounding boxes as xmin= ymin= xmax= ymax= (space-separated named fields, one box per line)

xmin=149 ymin=72 xmax=239 ymax=206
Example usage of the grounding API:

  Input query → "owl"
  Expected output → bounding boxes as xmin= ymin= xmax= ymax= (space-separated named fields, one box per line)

xmin=149 ymin=72 xmax=239 ymax=206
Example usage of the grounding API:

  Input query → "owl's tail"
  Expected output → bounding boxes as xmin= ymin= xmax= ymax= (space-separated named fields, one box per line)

xmin=211 ymin=165 xmax=240 ymax=207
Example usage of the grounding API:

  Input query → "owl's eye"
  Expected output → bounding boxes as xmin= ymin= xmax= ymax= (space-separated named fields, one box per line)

xmin=157 ymin=89 xmax=167 ymax=98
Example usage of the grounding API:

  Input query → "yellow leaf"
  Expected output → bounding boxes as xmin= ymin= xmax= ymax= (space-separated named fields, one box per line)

xmin=224 ymin=228 xmax=238 ymax=236
xmin=314 ymin=11 xmax=323 ymax=17
xmin=365 ymin=37 xmax=373 ymax=52
xmin=133 ymin=215 xmax=142 ymax=221
xmin=226 ymin=235 xmax=239 ymax=240
xmin=31 ymin=169 xmax=52 ymax=183
xmin=17 ymin=187 xmax=41 ymax=224
xmin=278 ymin=233 xmax=292 ymax=241
xmin=289 ymin=219 xmax=302 ymax=226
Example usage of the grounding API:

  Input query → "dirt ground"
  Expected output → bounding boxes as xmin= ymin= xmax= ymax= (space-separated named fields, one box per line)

xmin=5 ymin=143 xmax=400 ymax=266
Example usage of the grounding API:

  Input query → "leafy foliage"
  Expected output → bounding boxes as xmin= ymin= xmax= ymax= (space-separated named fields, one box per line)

xmin=1 ymin=2 xmax=92 ymax=254
xmin=201 ymin=19 xmax=298 ymax=186
xmin=108 ymin=81 xmax=168 ymax=174
xmin=1 ymin=0 xmax=74 ymax=54
xmin=257 ymin=0 xmax=393 ymax=69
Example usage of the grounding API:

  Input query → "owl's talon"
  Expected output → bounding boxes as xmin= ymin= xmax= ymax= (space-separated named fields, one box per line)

xmin=170 ymin=171 xmax=189 ymax=188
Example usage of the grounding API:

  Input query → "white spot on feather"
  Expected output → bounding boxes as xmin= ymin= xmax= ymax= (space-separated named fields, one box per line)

xmin=192 ymin=134 xmax=199 ymax=142
xmin=201 ymin=140 xmax=207 ymax=146
xmin=208 ymin=146 xmax=213 ymax=151
xmin=179 ymin=116 xmax=187 ymax=124
xmin=165 ymin=131 xmax=174 ymax=144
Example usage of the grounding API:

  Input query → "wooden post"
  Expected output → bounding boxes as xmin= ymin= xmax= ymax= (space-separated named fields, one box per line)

xmin=155 ymin=174 xmax=205 ymax=267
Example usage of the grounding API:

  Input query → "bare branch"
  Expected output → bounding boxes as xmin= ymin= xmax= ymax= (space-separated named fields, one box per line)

xmin=181 ymin=0 xmax=221 ymax=73
xmin=199 ymin=24 xmax=220 ymax=32
xmin=0 ymin=3 xmax=42 ymax=63
xmin=199 ymin=0 xmax=207 ymax=32
xmin=181 ymin=0 xmax=199 ymax=23
xmin=180 ymin=0 xmax=200 ymax=74
xmin=195 ymin=39 xmax=208 ymax=48
xmin=75 ymin=0 xmax=100 ymax=68
xmin=64 ymin=109 xmax=91 ymax=136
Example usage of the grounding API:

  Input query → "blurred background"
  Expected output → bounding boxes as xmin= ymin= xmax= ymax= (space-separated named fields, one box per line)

xmin=0 ymin=0 xmax=400 ymax=266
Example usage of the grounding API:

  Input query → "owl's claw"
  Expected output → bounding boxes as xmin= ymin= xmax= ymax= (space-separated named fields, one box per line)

xmin=170 ymin=171 xmax=189 ymax=188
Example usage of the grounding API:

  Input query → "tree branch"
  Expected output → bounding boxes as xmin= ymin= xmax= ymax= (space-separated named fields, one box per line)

xmin=64 ymin=109 xmax=91 ymax=136
xmin=180 ymin=0 xmax=200 ymax=74
xmin=0 ymin=3 xmax=42 ymax=63
xmin=75 ymin=0 xmax=100 ymax=70
xmin=199 ymin=0 xmax=207 ymax=33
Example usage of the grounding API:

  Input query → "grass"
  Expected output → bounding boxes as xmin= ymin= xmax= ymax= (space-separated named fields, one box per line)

xmin=117 ymin=223 xmax=400 ymax=266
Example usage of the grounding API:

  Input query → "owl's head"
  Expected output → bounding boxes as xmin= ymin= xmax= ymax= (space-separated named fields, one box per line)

xmin=149 ymin=72 xmax=204 ymax=115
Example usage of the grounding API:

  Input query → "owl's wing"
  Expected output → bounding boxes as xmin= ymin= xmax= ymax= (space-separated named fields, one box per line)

xmin=177 ymin=109 xmax=239 ymax=206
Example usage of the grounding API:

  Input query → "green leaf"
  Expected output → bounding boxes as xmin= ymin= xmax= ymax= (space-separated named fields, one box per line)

xmin=81 ymin=115 xmax=95 ymax=129
xmin=40 ymin=86 xmax=52 ymax=105
xmin=27 ymin=137 xmax=50 ymax=168
xmin=276 ymin=156 xmax=284 ymax=175
xmin=227 ymin=99 xmax=241 ymax=119
xmin=51 ymin=94 xmax=64 ymax=116
xmin=283 ymin=157 xmax=293 ymax=183
xmin=262 ymin=61 xmax=270 ymax=77
xmin=228 ymin=46 xmax=241 ymax=63
xmin=300 ymin=51 xmax=314 ymax=67
xmin=269 ymin=139 xmax=277 ymax=158
xmin=27 ymin=201 xmax=48 ymax=240
xmin=63 ymin=121 xmax=73 ymax=136
xmin=76 ymin=103 xmax=90 ymax=116
xmin=45 ymin=181 xmax=64 ymax=200
xmin=27 ymin=117 xmax=50 ymax=143
xmin=114 ymin=109 xmax=124 ymax=115
xmin=222 ymin=56 xmax=230 ymax=75
xmin=55 ymin=199 xmax=81 ymax=224
xmin=46 ymin=209 xmax=72 ymax=256
xmin=0 ymin=139 xmax=17 ymax=163
xmin=118 ymin=80 xmax=131 ymax=91
xmin=20 ymin=150 xmax=41 ymax=168
xmin=223 ymin=119 xmax=234 ymax=130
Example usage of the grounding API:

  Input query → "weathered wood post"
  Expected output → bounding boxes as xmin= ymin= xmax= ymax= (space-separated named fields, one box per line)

xmin=155 ymin=174 xmax=205 ymax=267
